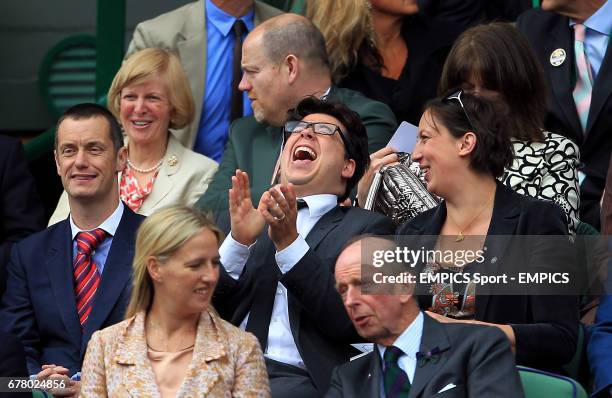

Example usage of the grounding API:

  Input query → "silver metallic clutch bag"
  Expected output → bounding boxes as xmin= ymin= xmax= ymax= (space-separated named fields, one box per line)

xmin=364 ymin=152 xmax=439 ymax=224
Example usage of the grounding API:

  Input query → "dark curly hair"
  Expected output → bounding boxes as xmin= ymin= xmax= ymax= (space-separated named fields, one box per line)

xmin=425 ymin=90 xmax=513 ymax=178
xmin=286 ymin=96 xmax=370 ymax=201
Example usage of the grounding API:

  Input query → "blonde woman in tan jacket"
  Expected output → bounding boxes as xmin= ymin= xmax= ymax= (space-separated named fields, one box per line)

xmin=80 ymin=206 xmax=270 ymax=397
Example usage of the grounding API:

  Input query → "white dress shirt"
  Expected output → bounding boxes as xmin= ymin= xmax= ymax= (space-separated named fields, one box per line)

xmin=569 ymin=0 xmax=612 ymax=78
xmin=219 ymin=194 xmax=338 ymax=368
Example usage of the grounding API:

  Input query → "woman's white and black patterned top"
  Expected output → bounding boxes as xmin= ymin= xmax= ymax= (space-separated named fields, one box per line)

xmin=500 ymin=131 xmax=580 ymax=235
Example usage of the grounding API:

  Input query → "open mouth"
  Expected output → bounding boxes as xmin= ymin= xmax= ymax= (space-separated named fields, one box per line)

xmin=353 ymin=315 xmax=371 ymax=327
xmin=420 ymin=166 xmax=430 ymax=180
xmin=292 ymin=145 xmax=317 ymax=162
xmin=131 ymin=120 xmax=152 ymax=128
xmin=71 ymin=173 xmax=96 ymax=181
xmin=194 ymin=288 xmax=209 ymax=296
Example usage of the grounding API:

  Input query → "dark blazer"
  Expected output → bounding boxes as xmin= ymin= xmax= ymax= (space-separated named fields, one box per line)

xmin=0 ymin=136 xmax=45 ymax=297
xmin=517 ymin=9 xmax=612 ymax=228
xmin=0 ymin=206 xmax=144 ymax=376
xmin=601 ymin=156 xmax=612 ymax=234
xmin=213 ymin=206 xmax=396 ymax=393
xmin=396 ymin=183 xmax=580 ymax=373
xmin=340 ymin=15 xmax=461 ymax=125
xmin=0 ymin=330 xmax=30 ymax=397
xmin=196 ymin=86 xmax=397 ymax=212
xmin=326 ymin=313 xmax=524 ymax=398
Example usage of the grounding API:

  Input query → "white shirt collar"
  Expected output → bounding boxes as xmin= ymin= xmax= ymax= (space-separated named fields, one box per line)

xmin=69 ymin=201 xmax=124 ymax=239
xmin=377 ymin=311 xmax=424 ymax=361
xmin=299 ymin=194 xmax=338 ymax=218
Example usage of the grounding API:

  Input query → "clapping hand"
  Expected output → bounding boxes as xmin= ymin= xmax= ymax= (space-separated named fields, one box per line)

xmin=260 ymin=184 xmax=299 ymax=251
xmin=228 ymin=169 xmax=265 ymax=246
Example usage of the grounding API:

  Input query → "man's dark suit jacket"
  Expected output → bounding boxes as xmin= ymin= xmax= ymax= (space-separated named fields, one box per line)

xmin=517 ymin=9 xmax=612 ymax=228
xmin=0 ymin=136 xmax=45 ymax=297
xmin=197 ymin=87 xmax=397 ymax=212
xmin=213 ymin=206 xmax=396 ymax=393
xmin=0 ymin=330 xmax=30 ymax=397
xmin=396 ymin=183 xmax=580 ymax=374
xmin=0 ymin=206 xmax=144 ymax=376
xmin=325 ymin=313 xmax=524 ymax=398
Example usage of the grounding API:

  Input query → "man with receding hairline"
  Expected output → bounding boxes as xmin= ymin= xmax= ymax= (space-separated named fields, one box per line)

xmin=0 ymin=104 xmax=144 ymax=397
xmin=197 ymin=13 xmax=397 ymax=212
xmin=327 ymin=236 xmax=524 ymax=398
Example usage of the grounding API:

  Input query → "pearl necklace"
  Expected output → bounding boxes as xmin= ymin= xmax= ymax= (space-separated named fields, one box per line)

xmin=127 ymin=157 xmax=163 ymax=173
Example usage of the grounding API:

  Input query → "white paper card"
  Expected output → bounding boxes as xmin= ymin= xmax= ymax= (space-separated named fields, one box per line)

xmin=387 ymin=121 xmax=418 ymax=153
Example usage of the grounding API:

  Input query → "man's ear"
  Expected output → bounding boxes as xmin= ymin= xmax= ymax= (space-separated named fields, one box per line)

xmin=54 ymin=150 xmax=61 ymax=176
xmin=341 ymin=158 xmax=356 ymax=180
xmin=116 ymin=146 xmax=127 ymax=173
xmin=284 ymin=54 xmax=299 ymax=84
xmin=457 ymin=132 xmax=477 ymax=158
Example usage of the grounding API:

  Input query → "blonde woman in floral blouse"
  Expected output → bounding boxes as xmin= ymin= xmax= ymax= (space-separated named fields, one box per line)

xmin=48 ymin=48 xmax=218 ymax=225
xmin=80 ymin=206 xmax=270 ymax=397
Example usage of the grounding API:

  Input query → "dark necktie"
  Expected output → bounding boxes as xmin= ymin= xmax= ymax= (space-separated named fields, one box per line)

xmin=74 ymin=229 xmax=106 ymax=328
xmin=296 ymin=199 xmax=308 ymax=211
xmin=383 ymin=346 xmax=411 ymax=398
xmin=231 ymin=19 xmax=247 ymax=122
xmin=244 ymin=199 xmax=308 ymax=349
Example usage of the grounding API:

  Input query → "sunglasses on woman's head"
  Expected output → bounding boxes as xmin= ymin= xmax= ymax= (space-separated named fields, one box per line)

xmin=444 ymin=90 xmax=477 ymax=132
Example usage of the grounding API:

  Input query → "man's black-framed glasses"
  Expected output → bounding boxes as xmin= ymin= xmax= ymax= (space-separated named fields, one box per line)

xmin=444 ymin=90 xmax=476 ymax=132
xmin=283 ymin=120 xmax=349 ymax=153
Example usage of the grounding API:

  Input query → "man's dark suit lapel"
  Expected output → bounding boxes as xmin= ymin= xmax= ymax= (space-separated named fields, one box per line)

xmin=410 ymin=314 xmax=451 ymax=398
xmin=288 ymin=206 xmax=344 ymax=349
xmin=354 ymin=352 xmax=383 ymax=398
xmin=548 ymin=16 xmax=583 ymax=141
xmin=81 ymin=209 xmax=138 ymax=356
xmin=586 ymin=34 xmax=612 ymax=136
xmin=45 ymin=221 xmax=82 ymax=348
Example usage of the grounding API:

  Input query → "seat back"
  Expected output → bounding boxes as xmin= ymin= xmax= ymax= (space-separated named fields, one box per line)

xmin=518 ymin=366 xmax=588 ymax=398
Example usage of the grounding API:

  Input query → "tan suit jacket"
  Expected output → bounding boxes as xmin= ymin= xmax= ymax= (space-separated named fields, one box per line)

xmin=125 ymin=0 xmax=282 ymax=149
xmin=80 ymin=310 xmax=270 ymax=397
xmin=48 ymin=133 xmax=217 ymax=225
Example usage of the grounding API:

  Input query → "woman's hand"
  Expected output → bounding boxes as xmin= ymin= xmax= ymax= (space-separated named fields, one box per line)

xmin=356 ymin=147 xmax=399 ymax=206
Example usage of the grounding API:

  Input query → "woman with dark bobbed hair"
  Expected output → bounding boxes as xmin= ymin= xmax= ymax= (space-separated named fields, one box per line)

xmin=396 ymin=91 xmax=579 ymax=374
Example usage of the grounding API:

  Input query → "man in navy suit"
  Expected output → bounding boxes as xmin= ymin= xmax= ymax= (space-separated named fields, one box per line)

xmin=327 ymin=236 xmax=524 ymax=398
xmin=213 ymin=97 xmax=395 ymax=397
xmin=0 ymin=103 xmax=144 ymax=397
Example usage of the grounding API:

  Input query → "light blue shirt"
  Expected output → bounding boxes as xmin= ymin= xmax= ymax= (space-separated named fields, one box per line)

xmin=377 ymin=311 xmax=424 ymax=398
xmin=219 ymin=194 xmax=338 ymax=369
xmin=69 ymin=201 xmax=124 ymax=274
xmin=570 ymin=0 xmax=612 ymax=79
xmin=193 ymin=0 xmax=254 ymax=162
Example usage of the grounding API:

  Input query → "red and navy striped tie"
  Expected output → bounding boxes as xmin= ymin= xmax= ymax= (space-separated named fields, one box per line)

xmin=73 ymin=229 xmax=106 ymax=328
